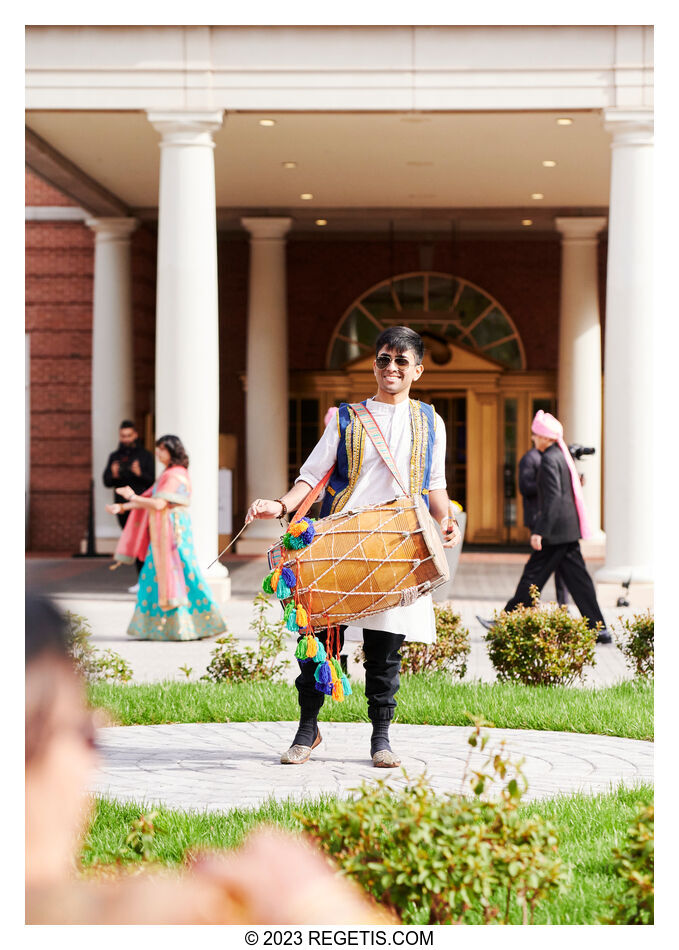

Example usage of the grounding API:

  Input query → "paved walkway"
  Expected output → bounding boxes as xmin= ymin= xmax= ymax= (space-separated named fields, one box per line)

xmin=27 ymin=554 xmax=650 ymax=687
xmin=89 ymin=721 xmax=654 ymax=813
xmin=26 ymin=556 xmax=653 ymax=813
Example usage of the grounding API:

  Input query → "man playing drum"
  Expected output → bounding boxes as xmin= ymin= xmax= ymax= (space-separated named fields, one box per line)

xmin=245 ymin=326 xmax=462 ymax=767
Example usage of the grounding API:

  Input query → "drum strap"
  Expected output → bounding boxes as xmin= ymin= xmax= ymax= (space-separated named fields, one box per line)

xmin=350 ymin=402 xmax=410 ymax=496
xmin=292 ymin=401 xmax=409 ymax=524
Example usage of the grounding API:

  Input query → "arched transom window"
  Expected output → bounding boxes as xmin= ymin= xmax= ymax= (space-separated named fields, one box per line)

xmin=327 ymin=272 xmax=525 ymax=370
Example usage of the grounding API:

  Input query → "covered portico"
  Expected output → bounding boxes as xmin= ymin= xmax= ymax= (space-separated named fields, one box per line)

xmin=25 ymin=25 xmax=654 ymax=590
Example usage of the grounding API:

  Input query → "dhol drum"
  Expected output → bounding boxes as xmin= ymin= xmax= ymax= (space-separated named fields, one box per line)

xmin=268 ymin=495 xmax=449 ymax=629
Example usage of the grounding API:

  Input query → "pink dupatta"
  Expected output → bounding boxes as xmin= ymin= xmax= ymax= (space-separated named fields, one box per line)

xmin=114 ymin=466 xmax=192 ymax=610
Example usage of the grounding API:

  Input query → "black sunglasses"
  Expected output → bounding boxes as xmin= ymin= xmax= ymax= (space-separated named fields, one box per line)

xmin=375 ymin=354 xmax=414 ymax=369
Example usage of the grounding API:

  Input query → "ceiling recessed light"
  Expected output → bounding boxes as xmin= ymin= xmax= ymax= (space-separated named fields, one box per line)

xmin=300 ymin=193 xmax=313 ymax=200
xmin=282 ymin=161 xmax=297 ymax=169
xmin=259 ymin=119 xmax=276 ymax=127
xmin=542 ymin=160 xmax=557 ymax=167
xmin=315 ymin=219 xmax=328 ymax=227
xmin=522 ymin=219 xmax=533 ymax=226
xmin=531 ymin=193 xmax=545 ymax=200
xmin=556 ymin=118 xmax=573 ymax=126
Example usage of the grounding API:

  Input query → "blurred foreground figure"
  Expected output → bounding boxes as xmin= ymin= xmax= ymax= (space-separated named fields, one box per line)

xmin=25 ymin=592 xmax=391 ymax=925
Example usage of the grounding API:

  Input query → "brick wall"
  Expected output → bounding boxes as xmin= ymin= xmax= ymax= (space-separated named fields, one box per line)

xmin=285 ymin=235 xmax=563 ymax=372
xmin=26 ymin=170 xmax=157 ymax=552
xmin=26 ymin=217 xmax=94 ymax=552
xmin=26 ymin=168 xmax=78 ymax=207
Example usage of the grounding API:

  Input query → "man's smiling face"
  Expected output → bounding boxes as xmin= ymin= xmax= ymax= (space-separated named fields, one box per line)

xmin=373 ymin=346 xmax=423 ymax=397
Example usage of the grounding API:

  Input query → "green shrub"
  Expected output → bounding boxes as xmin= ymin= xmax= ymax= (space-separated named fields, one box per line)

xmin=299 ymin=718 xmax=565 ymax=924
xmin=202 ymin=592 xmax=290 ymax=683
xmin=614 ymin=612 xmax=654 ymax=679
xmin=602 ymin=801 xmax=654 ymax=924
xmin=484 ymin=587 xmax=596 ymax=686
xmin=354 ymin=605 xmax=470 ymax=677
xmin=65 ymin=612 xmax=133 ymax=683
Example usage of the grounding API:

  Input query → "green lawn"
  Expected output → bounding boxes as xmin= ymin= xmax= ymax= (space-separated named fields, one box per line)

xmin=89 ymin=675 xmax=653 ymax=740
xmin=81 ymin=783 xmax=653 ymax=925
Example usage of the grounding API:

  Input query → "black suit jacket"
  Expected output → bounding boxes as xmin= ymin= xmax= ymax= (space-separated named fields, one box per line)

xmin=533 ymin=443 xmax=580 ymax=544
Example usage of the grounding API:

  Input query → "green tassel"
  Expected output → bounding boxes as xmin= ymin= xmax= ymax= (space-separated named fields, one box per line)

xmin=341 ymin=673 xmax=352 ymax=696
xmin=294 ymin=638 xmax=307 ymax=660
xmin=262 ymin=572 xmax=275 ymax=595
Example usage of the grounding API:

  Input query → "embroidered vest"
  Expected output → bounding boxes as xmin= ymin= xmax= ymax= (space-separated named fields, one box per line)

xmin=319 ymin=399 xmax=436 ymax=518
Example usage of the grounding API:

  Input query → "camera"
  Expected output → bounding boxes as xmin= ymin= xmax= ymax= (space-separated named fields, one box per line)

xmin=568 ymin=444 xmax=595 ymax=461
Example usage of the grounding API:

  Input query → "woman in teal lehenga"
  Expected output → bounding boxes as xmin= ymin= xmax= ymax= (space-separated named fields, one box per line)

xmin=108 ymin=435 xmax=226 ymax=641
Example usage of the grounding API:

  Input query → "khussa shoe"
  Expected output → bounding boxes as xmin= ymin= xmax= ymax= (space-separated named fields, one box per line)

xmin=280 ymin=729 xmax=322 ymax=765
xmin=596 ymin=629 xmax=613 ymax=644
xmin=372 ymin=749 xmax=401 ymax=768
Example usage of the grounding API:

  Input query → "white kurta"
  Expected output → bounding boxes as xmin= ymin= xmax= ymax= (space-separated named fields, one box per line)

xmin=296 ymin=398 xmax=447 ymax=643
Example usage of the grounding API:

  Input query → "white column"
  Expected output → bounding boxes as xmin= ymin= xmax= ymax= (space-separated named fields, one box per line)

xmin=86 ymin=216 xmax=138 ymax=549
xmin=598 ymin=110 xmax=653 ymax=583
xmin=555 ymin=216 xmax=607 ymax=542
xmin=239 ymin=217 xmax=292 ymax=554
xmin=148 ymin=110 xmax=229 ymax=596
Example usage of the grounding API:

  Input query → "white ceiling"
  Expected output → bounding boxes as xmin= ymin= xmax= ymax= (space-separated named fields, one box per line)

xmin=26 ymin=108 xmax=611 ymax=224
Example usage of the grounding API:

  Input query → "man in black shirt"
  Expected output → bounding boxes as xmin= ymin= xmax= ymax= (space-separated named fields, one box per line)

xmin=103 ymin=421 xmax=155 ymax=588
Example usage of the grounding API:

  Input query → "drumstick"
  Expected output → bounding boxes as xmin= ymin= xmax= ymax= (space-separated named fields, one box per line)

xmin=206 ymin=521 xmax=251 ymax=570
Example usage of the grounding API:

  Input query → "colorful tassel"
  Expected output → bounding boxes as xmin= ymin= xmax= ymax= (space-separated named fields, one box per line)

xmin=301 ymin=522 xmax=316 ymax=545
xmin=313 ymin=660 xmax=334 ymax=695
xmin=262 ymin=571 xmax=275 ymax=595
xmin=314 ymin=638 xmax=327 ymax=663
xmin=287 ymin=520 xmax=307 ymax=538
xmin=296 ymin=605 xmax=308 ymax=629
xmin=276 ymin=577 xmax=292 ymax=599
xmin=281 ymin=567 xmax=296 ymax=589
xmin=341 ymin=673 xmax=352 ymax=696
xmin=294 ymin=638 xmax=307 ymax=660
xmin=332 ymin=679 xmax=345 ymax=702
xmin=282 ymin=518 xmax=316 ymax=550
xmin=286 ymin=610 xmax=299 ymax=633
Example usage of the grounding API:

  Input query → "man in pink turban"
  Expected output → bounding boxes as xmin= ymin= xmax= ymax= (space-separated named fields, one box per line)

xmin=478 ymin=410 xmax=611 ymax=644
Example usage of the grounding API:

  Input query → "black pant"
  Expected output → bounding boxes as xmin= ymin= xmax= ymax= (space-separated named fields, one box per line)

xmin=295 ymin=626 xmax=405 ymax=723
xmin=554 ymin=568 xmax=570 ymax=605
xmin=505 ymin=541 xmax=605 ymax=629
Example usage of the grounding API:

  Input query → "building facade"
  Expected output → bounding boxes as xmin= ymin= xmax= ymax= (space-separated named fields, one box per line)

xmin=25 ymin=24 xmax=654 ymax=593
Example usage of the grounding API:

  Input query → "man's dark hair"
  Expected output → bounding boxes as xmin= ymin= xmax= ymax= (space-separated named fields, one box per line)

xmin=119 ymin=419 xmax=136 ymax=430
xmin=375 ymin=326 xmax=424 ymax=365
xmin=156 ymin=434 xmax=190 ymax=469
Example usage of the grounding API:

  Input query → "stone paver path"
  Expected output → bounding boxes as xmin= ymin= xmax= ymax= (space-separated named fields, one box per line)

xmin=90 ymin=721 xmax=653 ymax=813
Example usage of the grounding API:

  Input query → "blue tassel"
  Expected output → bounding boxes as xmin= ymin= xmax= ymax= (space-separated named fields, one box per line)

xmin=341 ymin=673 xmax=352 ymax=696
xmin=281 ymin=567 xmax=296 ymax=588
xmin=301 ymin=522 xmax=316 ymax=545
xmin=286 ymin=611 xmax=299 ymax=632
xmin=314 ymin=639 xmax=326 ymax=663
